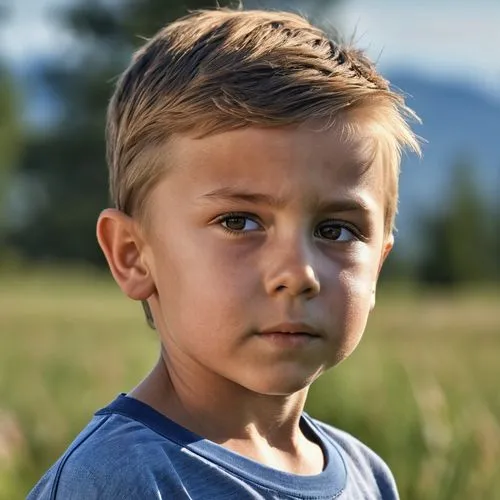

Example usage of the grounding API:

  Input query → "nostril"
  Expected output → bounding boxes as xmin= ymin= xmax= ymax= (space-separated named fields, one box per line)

xmin=275 ymin=283 xmax=317 ymax=296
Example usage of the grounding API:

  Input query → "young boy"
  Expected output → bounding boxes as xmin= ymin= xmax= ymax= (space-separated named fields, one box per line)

xmin=29 ymin=8 xmax=420 ymax=499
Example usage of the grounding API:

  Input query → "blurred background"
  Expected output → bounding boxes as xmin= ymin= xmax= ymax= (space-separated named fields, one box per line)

xmin=0 ymin=0 xmax=498 ymax=498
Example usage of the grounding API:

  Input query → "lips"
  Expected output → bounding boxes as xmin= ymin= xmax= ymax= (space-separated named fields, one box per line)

xmin=259 ymin=322 xmax=320 ymax=337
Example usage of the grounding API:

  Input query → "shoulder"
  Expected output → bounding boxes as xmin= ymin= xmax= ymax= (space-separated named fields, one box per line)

xmin=28 ymin=413 xmax=183 ymax=500
xmin=314 ymin=419 xmax=394 ymax=475
xmin=310 ymin=417 xmax=399 ymax=499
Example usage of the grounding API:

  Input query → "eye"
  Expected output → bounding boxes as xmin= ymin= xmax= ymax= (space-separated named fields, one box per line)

xmin=314 ymin=221 xmax=358 ymax=242
xmin=219 ymin=214 xmax=261 ymax=233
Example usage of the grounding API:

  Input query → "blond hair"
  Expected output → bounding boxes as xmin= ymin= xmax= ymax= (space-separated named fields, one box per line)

xmin=106 ymin=8 xmax=421 ymax=329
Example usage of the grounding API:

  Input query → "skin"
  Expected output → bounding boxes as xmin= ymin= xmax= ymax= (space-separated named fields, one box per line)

xmin=97 ymin=123 xmax=393 ymax=476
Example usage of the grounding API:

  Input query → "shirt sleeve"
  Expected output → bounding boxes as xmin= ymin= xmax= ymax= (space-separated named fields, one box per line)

xmin=27 ymin=455 xmax=175 ymax=500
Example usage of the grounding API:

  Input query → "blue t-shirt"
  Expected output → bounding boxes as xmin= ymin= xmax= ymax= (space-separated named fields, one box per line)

xmin=28 ymin=394 xmax=398 ymax=499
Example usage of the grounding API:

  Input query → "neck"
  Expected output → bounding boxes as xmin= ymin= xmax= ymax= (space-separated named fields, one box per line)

xmin=131 ymin=353 xmax=309 ymax=449
xmin=130 ymin=347 xmax=325 ymax=475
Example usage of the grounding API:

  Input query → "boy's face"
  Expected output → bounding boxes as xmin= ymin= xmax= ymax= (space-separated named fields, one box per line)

xmin=130 ymin=124 xmax=391 ymax=396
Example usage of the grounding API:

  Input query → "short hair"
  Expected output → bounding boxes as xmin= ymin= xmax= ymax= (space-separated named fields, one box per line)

xmin=106 ymin=8 xmax=421 ymax=329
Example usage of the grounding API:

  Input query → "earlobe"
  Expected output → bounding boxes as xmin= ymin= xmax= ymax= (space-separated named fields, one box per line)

xmin=96 ymin=209 xmax=155 ymax=301
xmin=382 ymin=233 xmax=394 ymax=264
xmin=370 ymin=233 xmax=395 ymax=311
xmin=370 ymin=286 xmax=377 ymax=311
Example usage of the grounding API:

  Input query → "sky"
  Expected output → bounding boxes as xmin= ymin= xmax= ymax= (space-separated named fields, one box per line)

xmin=1 ymin=0 xmax=499 ymax=99
xmin=335 ymin=0 xmax=500 ymax=100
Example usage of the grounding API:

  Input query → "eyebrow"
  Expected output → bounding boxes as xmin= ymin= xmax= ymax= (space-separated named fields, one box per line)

xmin=199 ymin=187 xmax=373 ymax=213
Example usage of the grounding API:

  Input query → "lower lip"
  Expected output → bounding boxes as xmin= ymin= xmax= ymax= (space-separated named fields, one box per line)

xmin=257 ymin=332 xmax=318 ymax=347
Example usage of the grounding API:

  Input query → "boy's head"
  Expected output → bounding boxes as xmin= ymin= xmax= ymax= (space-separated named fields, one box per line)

xmin=98 ymin=9 xmax=420 ymax=394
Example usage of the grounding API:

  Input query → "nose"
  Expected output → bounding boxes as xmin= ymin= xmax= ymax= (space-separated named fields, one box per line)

xmin=264 ymin=238 xmax=321 ymax=300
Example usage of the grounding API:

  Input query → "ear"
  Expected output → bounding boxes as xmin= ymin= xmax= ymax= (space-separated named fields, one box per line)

xmin=96 ymin=209 xmax=156 ymax=301
xmin=370 ymin=233 xmax=394 ymax=310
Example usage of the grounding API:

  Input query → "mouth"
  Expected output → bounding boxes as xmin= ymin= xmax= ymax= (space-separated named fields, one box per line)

xmin=259 ymin=322 xmax=321 ymax=337
xmin=257 ymin=323 xmax=321 ymax=347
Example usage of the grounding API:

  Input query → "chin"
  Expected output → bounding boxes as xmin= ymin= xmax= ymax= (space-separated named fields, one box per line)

xmin=241 ymin=367 xmax=322 ymax=397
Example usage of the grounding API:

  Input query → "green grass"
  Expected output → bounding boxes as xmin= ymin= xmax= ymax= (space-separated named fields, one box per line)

xmin=1 ymin=269 xmax=499 ymax=499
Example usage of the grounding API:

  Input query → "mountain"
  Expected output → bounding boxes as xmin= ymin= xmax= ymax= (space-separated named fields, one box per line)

xmin=388 ymin=72 xmax=499 ymax=248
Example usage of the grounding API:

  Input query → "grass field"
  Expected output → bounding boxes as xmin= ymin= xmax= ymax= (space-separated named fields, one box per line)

xmin=1 ymin=269 xmax=499 ymax=499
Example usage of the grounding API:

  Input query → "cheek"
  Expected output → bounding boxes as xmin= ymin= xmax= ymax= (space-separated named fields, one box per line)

xmin=334 ymin=244 xmax=379 ymax=299
xmin=338 ymin=267 xmax=372 ymax=323
xmin=151 ymin=233 xmax=256 ymax=332
xmin=332 ymin=247 xmax=380 ymax=350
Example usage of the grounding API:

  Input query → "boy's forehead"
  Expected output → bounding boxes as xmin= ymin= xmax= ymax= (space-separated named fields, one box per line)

xmin=168 ymin=124 xmax=379 ymax=180
xmin=151 ymin=125 xmax=386 ymax=214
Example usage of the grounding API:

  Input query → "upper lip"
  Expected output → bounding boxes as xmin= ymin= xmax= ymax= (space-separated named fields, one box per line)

xmin=259 ymin=322 xmax=320 ymax=337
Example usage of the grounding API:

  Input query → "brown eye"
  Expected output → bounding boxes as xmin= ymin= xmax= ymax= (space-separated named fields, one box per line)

xmin=219 ymin=215 xmax=260 ymax=233
xmin=317 ymin=224 xmax=341 ymax=240
xmin=315 ymin=222 xmax=356 ymax=242
xmin=224 ymin=217 xmax=247 ymax=231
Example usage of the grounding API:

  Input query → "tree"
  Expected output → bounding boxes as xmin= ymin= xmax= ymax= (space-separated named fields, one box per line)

xmin=416 ymin=157 xmax=496 ymax=286
xmin=0 ymin=7 xmax=21 ymax=251
xmin=0 ymin=69 xmax=20 ymax=217
xmin=9 ymin=0 xmax=341 ymax=265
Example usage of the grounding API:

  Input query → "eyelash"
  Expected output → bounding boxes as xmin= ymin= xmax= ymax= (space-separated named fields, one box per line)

xmin=215 ymin=212 xmax=262 ymax=237
xmin=314 ymin=221 xmax=362 ymax=242
xmin=214 ymin=212 xmax=363 ymax=241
